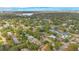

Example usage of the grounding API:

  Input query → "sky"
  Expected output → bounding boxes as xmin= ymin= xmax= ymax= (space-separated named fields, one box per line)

xmin=0 ymin=0 xmax=79 ymax=11
xmin=0 ymin=0 xmax=79 ymax=7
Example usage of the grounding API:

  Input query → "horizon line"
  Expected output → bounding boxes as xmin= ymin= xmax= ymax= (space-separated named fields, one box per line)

xmin=0 ymin=7 xmax=79 ymax=11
